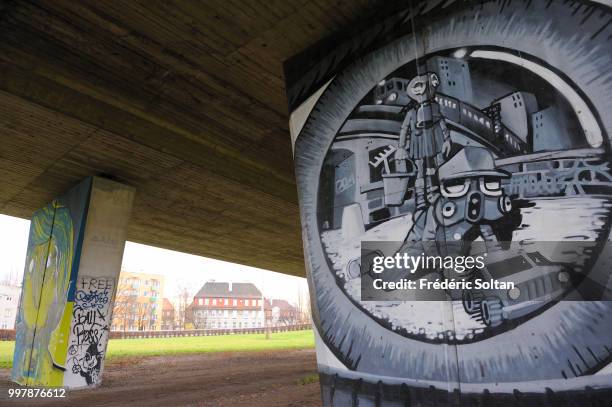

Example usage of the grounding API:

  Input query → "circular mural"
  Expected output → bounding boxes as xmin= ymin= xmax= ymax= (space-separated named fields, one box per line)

xmin=295 ymin=0 xmax=612 ymax=387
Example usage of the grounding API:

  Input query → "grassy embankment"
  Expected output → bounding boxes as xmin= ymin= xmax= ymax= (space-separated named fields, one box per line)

xmin=0 ymin=330 xmax=315 ymax=369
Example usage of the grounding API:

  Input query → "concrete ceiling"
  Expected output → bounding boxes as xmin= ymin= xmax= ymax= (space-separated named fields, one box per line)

xmin=0 ymin=0 xmax=381 ymax=277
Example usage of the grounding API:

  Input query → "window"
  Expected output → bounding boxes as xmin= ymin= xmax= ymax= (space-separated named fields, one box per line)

xmin=233 ymin=299 xmax=237 ymax=306
xmin=212 ymin=299 xmax=217 ymax=305
xmin=224 ymin=299 xmax=229 ymax=306
xmin=204 ymin=298 xmax=209 ymax=305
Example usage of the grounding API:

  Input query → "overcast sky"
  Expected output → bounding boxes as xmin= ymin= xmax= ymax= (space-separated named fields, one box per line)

xmin=0 ymin=214 xmax=308 ymax=305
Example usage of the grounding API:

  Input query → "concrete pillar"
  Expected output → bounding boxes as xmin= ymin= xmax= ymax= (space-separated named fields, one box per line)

xmin=11 ymin=176 xmax=134 ymax=389
xmin=285 ymin=2 xmax=612 ymax=405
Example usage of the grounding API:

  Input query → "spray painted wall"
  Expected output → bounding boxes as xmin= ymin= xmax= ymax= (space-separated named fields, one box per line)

xmin=12 ymin=177 xmax=134 ymax=389
xmin=65 ymin=276 xmax=114 ymax=386
xmin=12 ymin=181 xmax=89 ymax=387
xmin=287 ymin=1 xmax=612 ymax=405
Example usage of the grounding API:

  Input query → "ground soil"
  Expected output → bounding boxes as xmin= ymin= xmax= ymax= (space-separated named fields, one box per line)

xmin=0 ymin=349 xmax=321 ymax=406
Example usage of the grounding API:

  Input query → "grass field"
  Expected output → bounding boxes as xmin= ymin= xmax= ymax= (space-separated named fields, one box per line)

xmin=0 ymin=330 xmax=315 ymax=370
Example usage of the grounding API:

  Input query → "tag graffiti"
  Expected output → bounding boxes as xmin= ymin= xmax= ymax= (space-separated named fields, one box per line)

xmin=74 ymin=286 xmax=110 ymax=310
xmin=67 ymin=277 xmax=114 ymax=386
xmin=335 ymin=176 xmax=355 ymax=194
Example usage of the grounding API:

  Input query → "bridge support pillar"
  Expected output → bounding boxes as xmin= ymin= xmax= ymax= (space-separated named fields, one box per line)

xmin=11 ymin=176 xmax=135 ymax=389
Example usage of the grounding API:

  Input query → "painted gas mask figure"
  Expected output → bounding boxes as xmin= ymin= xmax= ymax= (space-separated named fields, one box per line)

xmin=426 ymin=147 xmax=515 ymax=312
xmin=433 ymin=147 xmax=513 ymax=243
xmin=393 ymin=71 xmax=452 ymax=219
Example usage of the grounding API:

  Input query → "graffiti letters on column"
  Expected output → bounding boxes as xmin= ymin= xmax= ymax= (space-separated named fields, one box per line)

xmin=67 ymin=277 xmax=114 ymax=386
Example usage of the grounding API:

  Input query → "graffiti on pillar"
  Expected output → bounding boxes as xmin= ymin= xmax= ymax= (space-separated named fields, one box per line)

xmin=289 ymin=0 xmax=612 ymax=404
xmin=65 ymin=277 xmax=114 ymax=387
xmin=11 ymin=202 xmax=76 ymax=387
xmin=11 ymin=180 xmax=91 ymax=387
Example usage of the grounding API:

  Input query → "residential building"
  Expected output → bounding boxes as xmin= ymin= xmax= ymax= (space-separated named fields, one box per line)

xmin=161 ymin=298 xmax=175 ymax=330
xmin=111 ymin=271 xmax=164 ymax=331
xmin=189 ymin=281 xmax=264 ymax=330
xmin=0 ymin=283 xmax=20 ymax=329
xmin=264 ymin=299 xmax=299 ymax=326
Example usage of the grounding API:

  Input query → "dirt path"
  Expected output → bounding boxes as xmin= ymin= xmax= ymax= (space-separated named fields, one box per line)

xmin=0 ymin=349 xmax=321 ymax=406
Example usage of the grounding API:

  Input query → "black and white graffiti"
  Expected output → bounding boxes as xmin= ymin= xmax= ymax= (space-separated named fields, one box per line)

xmin=65 ymin=277 xmax=114 ymax=387
xmin=290 ymin=0 xmax=612 ymax=405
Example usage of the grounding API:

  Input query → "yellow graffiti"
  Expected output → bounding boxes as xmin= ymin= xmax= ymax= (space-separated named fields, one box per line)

xmin=12 ymin=201 xmax=74 ymax=387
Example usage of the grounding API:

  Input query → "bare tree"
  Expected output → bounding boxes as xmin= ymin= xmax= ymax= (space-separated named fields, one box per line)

xmin=135 ymin=301 xmax=156 ymax=331
xmin=297 ymin=284 xmax=311 ymax=324
xmin=176 ymin=285 xmax=192 ymax=329
xmin=0 ymin=266 xmax=21 ymax=286
xmin=112 ymin=278 xmax=139 ymax=331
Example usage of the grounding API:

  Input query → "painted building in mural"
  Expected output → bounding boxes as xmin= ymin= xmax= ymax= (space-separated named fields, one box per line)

xmin=286 ymin=0 xmax=612 ymax=405
xmin=0 ymin=283 xmax=20 ymax=329
xmin=11 ymin=177 xmax=134 ymax=389
xmin=110 ymin=271 xmax=164 ymax=331
xmin=189 ymin=281 xmax=264 ymax=330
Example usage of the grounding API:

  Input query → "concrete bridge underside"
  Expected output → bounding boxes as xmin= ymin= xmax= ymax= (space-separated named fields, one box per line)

xmin=0 ymin=1 xmax=387 ymax=276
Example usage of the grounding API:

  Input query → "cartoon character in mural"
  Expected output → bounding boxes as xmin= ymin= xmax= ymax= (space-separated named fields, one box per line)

xmin=433 ymin=146 xmax=513 ymax=242
xmin=430 ymin=146 xmax=519 ymax=319
xmin=389 ymin=71 xmax=452 ymax=218
xmin=381 ymin=146 xmax=518 ymax=292
xmin=70 ymin=341 xmax=103 ymax=385
xmin=12 ymin=202 xmax=74 ymax=386
xmin=370 ymin=71 xmax=457 ymax=282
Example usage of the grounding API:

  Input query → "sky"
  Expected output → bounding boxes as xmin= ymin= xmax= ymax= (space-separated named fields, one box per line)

xmin=0 ymin=214 xmax=308 ymax=306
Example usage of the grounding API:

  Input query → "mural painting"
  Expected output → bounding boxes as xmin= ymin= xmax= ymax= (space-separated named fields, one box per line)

xmin=11 ymin=180 xmax=91 ymax=387
xmin=288 ymin=0 xmax=612 ymax=404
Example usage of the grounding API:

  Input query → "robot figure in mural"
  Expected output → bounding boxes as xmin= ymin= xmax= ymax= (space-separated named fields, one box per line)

xmin=387 ymin=147 xmax=516 ymax=276
xmin=433 ymin=147 xmax=517 ymax=324
xmin=394 ymin=72 xmax=451 ymax=216
xmin=434 ymin=146 xmax=513 ymax=243
xmin=372 ymin=71 xmax=453 ymax=285
xmin=385 ymin=71 xmax=455 ymax=247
